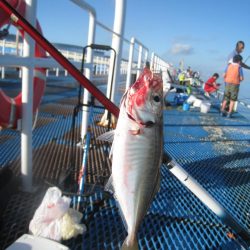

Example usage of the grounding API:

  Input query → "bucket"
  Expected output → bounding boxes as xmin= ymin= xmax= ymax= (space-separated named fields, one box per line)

xmin=174 ymin=93 xmax=188 ymax=105
xmin=200 ymin=102 xmax=211 ymax=113
xmin=193 ymin=98 xmax=202 ymax=108
xmin=186 ymin=95 xmax=196 ymax=104
xmin=183 ymin=102 xmax=190 ymax=111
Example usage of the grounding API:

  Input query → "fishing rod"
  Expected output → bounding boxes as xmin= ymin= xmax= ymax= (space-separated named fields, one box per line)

xmin=244 ymin=55 xmax=250 ymax=63
xmin=238 ymin=97 xmax=250 ymax=101
xmin=76 ymin=105 xmax=92 ymax=210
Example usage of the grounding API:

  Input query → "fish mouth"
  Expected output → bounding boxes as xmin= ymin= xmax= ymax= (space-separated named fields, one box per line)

xmin=126 ymin=112 xmax=155 ymax=127
xmin=144 ymin=121 xmax=155 ymax=127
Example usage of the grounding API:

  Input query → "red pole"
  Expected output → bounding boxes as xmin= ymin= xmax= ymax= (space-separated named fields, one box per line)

xmin=0 ymin=0 xmax=120 ymax=117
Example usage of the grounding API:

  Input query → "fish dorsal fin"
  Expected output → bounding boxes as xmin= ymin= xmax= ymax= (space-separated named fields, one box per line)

xmin=96 ymin=130 xmax=115 ymax=143
xmin=105 ymin=175 xmax=115 ymax=194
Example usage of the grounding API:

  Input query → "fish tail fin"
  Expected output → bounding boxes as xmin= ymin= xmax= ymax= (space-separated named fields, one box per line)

xmin=121 ymin=236 xmax=139 ymax=250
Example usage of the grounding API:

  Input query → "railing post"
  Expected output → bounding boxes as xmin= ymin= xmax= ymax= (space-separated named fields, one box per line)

xmin=16 ymin=29 xmax=20 ymax=55
xmin=125 ymin=37 xmax=135 ymax=90
xmin=136 ymin=44 xmax=142 ymax=78
xmin=21 ymin=0 xmax=37 ymax=192
xmin=1 ymin=39 xmax=5 ymax=79
xmin=80 ymin=10 xmax=96 ymax=141
xmin=155 ymin=55 xmax=158 ymax=72
xmin=144 ymin=49 xmax=148 ymax=65
xmin=106 ymin=0 xmax=126 ymax=104
xmin=150 ymin=52 xmax=155 ymax=71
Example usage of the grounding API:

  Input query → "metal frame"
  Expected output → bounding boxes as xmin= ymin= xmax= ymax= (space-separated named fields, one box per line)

xmin=125 ymin=37 xmax=149 ymax=89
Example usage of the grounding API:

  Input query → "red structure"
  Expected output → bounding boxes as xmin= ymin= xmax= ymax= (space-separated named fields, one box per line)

xmin=0 ymin=0 xmax=46 ymax=128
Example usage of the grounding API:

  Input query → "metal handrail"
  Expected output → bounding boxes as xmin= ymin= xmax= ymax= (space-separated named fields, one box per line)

xmin=0 ymin=0 xmax=120 ymax=117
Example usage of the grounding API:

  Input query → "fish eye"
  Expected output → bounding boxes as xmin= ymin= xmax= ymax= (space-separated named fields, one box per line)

xmin=153 ymin=95 xmax=160 ymax=102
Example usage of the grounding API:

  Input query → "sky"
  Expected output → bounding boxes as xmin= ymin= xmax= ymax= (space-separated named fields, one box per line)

xmin=15 ymin=0 xmax=250 ymax=98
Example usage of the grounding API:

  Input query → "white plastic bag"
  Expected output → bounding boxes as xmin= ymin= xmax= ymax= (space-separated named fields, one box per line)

xmin=29 ymin=187 xmax=71 ymax=241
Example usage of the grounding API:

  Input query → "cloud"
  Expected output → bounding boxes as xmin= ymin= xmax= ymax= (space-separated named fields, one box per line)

xmin=170 ymin=43 xmax=194 ymax=55
xmin=172 ymin=35 xmax=200 ymax=43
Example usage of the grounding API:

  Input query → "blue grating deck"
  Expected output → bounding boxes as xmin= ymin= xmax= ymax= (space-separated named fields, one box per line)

xmin=163 ymin=104 xmax=250 ymax=247
xmin=0 ymin=81 xmax=250 ymax=249
xmin=81 ymin=103 xmax=250 ymax=249
xmin=81 ymin=167 xmax=244 ymax=250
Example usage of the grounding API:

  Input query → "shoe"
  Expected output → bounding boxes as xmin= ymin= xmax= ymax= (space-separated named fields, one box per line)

xmin=227 ymin=112 xmax=232 ymax=118
xmin=220 ymin=111 xmax=226 ymax=117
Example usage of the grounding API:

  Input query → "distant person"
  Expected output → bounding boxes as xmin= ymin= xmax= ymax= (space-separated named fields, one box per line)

xmin=178 ymin=72 xmax=185 ymax=85
xmin=227 ymin=41 xmax=250 ymax=69
xmin=186 ymin=67 xmax=192 ymax=78
xmin=204 ymin=73 xmax=220 ymax=97
xmin=221 ymin=55 xmax=244 ymax=118
xmin=193 ymin=71 xmax=199 ymax=78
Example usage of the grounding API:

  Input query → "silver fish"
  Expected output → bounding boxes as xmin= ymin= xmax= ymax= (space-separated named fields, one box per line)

xmin=100 ymin=68 xmax=163 ymax=249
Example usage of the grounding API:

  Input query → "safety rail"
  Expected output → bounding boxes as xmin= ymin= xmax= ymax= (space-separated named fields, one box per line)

xmin=0 ymin=40 xmax=128 ymax=78
xmin=0 ymin=0 xmax=171 ymax=190
xmin=0 ymin=3 xmax=169 ymax=84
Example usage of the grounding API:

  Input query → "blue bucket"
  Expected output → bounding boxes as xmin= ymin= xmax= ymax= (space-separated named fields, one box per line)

xmin=183 ymin=102 xmax=190 ymax=111
xmin=174 ymin=94 xmax=188 ymax=105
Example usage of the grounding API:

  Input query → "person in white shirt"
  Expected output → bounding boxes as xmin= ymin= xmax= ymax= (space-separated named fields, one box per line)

xmin=227 ymin=41 xmax=250 ymax=69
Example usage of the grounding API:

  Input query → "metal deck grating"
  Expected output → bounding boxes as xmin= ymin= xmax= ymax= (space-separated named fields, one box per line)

xmin=39 ymin=103 xmax=75 ymax=116
xmin=0 ymin=189 xmax=47 ymax=249
xmin=81 ymin=167 xmax=243 ymax=250
xmin=163 ymin=104 xmax=250 ymax=242
xmin=0 ymin=82 xmax=250 ymax=249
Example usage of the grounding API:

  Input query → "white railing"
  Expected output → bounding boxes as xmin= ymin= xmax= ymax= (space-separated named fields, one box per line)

xmin=0 ymin=0 xmax=171 ymax=191
xmin=0 ymin=40 xmax=129 ymax=81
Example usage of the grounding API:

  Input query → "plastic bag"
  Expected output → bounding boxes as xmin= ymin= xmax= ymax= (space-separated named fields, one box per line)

xmin=61 ymin=208 xmax=86 ymax=240
xmin=29 ymin=187 xmax=71 ymax=241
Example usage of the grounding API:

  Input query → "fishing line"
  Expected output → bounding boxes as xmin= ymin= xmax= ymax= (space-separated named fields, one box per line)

xmin=244 ymin=55 xmax=250 ymax=63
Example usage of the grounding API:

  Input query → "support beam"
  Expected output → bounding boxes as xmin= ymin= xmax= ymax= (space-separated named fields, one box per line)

xmin=21 ymin=0 xmax=37 ymax=192
xmin=106 ymin=0 xmax=126 ymax=104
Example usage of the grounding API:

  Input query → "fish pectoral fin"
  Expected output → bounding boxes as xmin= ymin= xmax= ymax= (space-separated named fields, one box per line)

xmin=121 ymin=236 xmax=139 ymax=250
xmin=97 ymin=130 xmax=115 ymax=142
